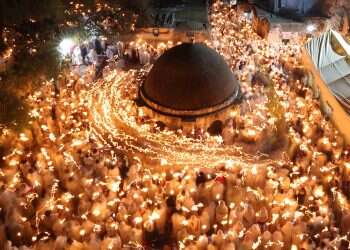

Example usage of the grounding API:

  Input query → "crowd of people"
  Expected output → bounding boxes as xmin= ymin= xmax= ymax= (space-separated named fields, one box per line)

xmin=69 ymin=36 xmax=168 ymax=79
xmin=0 ymin=1 xmax=350 ymax=250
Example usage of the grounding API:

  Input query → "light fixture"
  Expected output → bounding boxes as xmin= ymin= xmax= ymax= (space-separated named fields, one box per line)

xmin=306 ymin=24 xmax=316 ymax=33
xmin=58 ymin=38 xmax=75 ymax=56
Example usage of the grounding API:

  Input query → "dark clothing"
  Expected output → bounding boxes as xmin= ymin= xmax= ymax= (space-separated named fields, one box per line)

xmin=80 ymin=46 xmax=88 ymax=63
xmin=94 ymin=39 xmax=103 ymax=55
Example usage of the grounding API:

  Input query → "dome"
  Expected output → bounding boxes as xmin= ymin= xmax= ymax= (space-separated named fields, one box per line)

xmin=140 ymin=43 xmax=241 ymax=118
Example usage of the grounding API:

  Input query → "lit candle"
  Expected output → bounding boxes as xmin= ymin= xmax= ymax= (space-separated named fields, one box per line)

xmin=100 ymin=236 xmax=122 ymax=250
xmin=196 ymin=235 xmax=209 ymax=249
xmin=216 ymin=200 xmax=228 ymax=223
xmin=91 ymin=201 xmax=110 ymax=222
xmin=200 ymin=209 xmax=211 ymax=234
xmin=211 ymin=181 xmax=224 ymax=201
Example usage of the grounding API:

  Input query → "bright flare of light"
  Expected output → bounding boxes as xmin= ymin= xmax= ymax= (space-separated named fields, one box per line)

xmin=58 ymin=38 xmax=75 ymax=56
xmin=306 ymin=24 xmax=316 ymax=33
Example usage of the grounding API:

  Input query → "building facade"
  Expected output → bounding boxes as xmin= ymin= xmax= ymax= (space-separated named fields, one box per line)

xmin=257 ymin=0 xmax=320 ymax=17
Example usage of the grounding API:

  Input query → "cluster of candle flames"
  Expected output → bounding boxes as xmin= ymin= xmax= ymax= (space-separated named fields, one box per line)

xmin=0 ymin=1 xmax=350 ymax=249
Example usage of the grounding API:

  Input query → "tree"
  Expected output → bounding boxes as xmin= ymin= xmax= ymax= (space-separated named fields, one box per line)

xmin=0 ymin=39 xmax=6 ymax=54
xmin=0 ymin=0 xmax=65 ymax=27
xmin=117 ymin=0 xmax=154 ymax=12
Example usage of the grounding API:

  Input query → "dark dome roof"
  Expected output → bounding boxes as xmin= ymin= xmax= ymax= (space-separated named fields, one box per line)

xmin=140 ymin=43 xmax=241 ymax=117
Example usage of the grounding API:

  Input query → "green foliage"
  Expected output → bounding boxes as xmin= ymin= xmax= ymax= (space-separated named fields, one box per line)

xmin=0 ymin=0 xmax=65 ymax=26
xmin=0 ymin=39 xmax=6 ymax=54
xmin=117 ymin=0 xmax=153 ymax=12
xmin=0 ymin=91 xmax=29 ymax=131
xmin=2 ymin=42 xmax=59 ymax=87
xmin=0 ymin=41 xmax=59 ymax=130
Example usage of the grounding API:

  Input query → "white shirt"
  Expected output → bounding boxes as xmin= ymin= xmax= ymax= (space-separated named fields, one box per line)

xmin=87 ymin=49 xmax=98 ymax=65
xmin=72 ymin=46 xmax=83 ymax=65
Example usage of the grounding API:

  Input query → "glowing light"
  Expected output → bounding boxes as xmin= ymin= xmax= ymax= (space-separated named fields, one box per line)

xmin=0 ymin=2 xmax=347 ymax=249
xmin=149 ymin=211 xmax=160 ymax=221
xmin=58 ymin=38 xmax=75 ymax=56
xmin=306 ymin=24 xmax=316 ymax=33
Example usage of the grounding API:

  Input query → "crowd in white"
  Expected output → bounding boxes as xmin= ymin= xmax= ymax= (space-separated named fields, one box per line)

xmin=0 ymin=1 xmax=350 ymax=250
xmin=69 ymin=37 xmax=157 ymax=70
